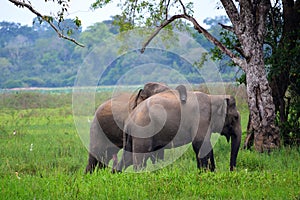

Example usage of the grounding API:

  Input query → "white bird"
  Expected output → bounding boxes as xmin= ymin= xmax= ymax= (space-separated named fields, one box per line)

xmin=30 ymin=143 xmax=33 ymax=151
xmin=13 ymin=130 xmax=16 ymax=135
xmin=15 ymin=172 xmax=21 ymax=179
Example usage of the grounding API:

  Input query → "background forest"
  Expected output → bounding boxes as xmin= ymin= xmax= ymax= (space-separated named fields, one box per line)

xmin=0 ymin=16 xmax=238 ymax=88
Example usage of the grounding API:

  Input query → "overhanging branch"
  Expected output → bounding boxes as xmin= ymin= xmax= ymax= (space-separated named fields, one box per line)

xmin=219 ymin=23 xmax=234 ymax=32
xmin=8 ymin=0 xmax=85 ymax=47
xmin=140 ymin=14 xmax=184 ymax=53
xmin=140 ymin=13 xmax=246 ymax=70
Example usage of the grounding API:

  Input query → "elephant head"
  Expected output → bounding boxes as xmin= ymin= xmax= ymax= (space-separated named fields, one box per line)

xmin=221 ymin=96 xmax=241 ymax=171
xmin=209 ymin=95 xmax=241 ymax=171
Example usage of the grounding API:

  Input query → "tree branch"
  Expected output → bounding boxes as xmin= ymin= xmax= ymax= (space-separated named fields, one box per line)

xmin=257 ymin=0 xmax=271 ymax=43
xmin=218 ymin=23 xmax=234 ymax=32
xmin=140 ymin=12 xmax=246 ymax=70
xmin=8 ymin=0 xmax=85 ymax=47
xmin=220 ymin=0 xmax=240 ymax=25
xmin=218 ymin=23 xmax=246 ymax=58
xmin=178 ymin=0 xmax=187 ymax=15
xmin=165 ymin=0 xmax=171 ymax=19
xmin=140 ymin=14 xmax=184 ymax=53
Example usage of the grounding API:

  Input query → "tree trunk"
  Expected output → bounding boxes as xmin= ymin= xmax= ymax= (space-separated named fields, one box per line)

xmin=220 ymin=0 xmax=281 ymax=151
xmin=243 ymin=43 xmax=280 ymax=151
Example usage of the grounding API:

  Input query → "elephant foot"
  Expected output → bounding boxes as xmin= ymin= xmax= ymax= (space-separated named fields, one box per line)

xmin=230 ymin=166 xmax=236 ymax=171
xmin=84 ymin=165 xmax=93 ymax=174
xmin=112 ymin=154 xmax=118 ymax=169
xmin=111 ymin=168 xmax=121 ymax=174
xmin=85 ymin=153 xmax=99 ymax=174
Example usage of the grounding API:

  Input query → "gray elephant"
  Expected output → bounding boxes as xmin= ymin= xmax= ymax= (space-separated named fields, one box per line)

xmin=116 ymin=90 xmax=241 ymax=172
xmin=85 ymin=82 xmax=187 ymax=173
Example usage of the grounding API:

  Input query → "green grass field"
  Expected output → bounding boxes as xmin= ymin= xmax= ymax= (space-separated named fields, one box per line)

xmin=0 ymin=89 xmax=299 ymax=199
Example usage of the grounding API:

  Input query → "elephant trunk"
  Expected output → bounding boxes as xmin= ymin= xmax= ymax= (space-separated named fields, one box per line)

xmin=230 ymin=125 xmax=241 ymax=171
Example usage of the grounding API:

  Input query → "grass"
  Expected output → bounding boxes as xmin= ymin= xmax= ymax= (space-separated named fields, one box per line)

xmin=0 ymin=88 xmax=299 ymax=199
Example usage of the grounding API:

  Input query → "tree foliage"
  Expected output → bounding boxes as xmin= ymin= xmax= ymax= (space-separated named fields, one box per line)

xmin=8 ymin=0 xmax=84 ymax=46
xmin=265 ymin=0 xmax=300 ymax=145
xmin=0 ymin=19 xmax=237 ymax=89
xmin=0 ymin=20 xmax=81 ymax=88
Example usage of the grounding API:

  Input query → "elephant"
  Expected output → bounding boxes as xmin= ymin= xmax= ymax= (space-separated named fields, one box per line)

xmin=85 ymin=82 xmax=187 ymax=174
xmin=115 ymin=90 xmax=241 ymax=172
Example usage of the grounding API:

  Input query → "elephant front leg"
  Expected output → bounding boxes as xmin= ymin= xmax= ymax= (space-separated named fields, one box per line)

xmin=150 ymin=148 xmax=164 ymax=164
xmin=115 ymin=150 xmax=133 ymax=172
xmin=114 ymin=135 xmax=134 ymax=172
xmin=132 ymin=138 xmax=152 ymax=171
xmin=133 ymin=153 xmax=147 ymax=171
xmin=192 ymin=139 xmax=215 ymax=172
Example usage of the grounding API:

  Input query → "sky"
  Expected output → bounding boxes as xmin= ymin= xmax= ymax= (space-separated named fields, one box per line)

xmin=1 ymin=0 xmax=226 ymax=30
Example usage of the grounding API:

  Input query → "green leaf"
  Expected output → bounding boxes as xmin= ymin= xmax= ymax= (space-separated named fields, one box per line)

xmin=74 ymin=17 xmax=81 ymax=27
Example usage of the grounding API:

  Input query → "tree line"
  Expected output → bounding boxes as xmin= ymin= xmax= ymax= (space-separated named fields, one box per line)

xmin=0 ymin=17 xmax=237 ymax=89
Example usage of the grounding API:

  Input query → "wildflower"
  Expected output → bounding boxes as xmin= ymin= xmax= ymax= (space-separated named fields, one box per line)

xmin=13 ymin=130 xmax=16 ymax=135
xmin=30 ymin=143 xmax=33 ymax=151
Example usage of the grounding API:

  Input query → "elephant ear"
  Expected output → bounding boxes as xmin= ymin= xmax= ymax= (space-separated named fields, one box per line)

xmin=129 ymin=89 xmax=143 ymax=111
xmin=227 ymin=96 xmax=236 ymax=109
xmin=225 ymin=96 xmax=240 ymax=124
xmin=209 ymin=95 xmax=227 ymax=130
xmin=220 ymin=95 xmax=238 ymax=114
xmin=224 ymin=96 xmax=238 ymax=117
xmin=216 ymin=97 xmax=228 ymax=116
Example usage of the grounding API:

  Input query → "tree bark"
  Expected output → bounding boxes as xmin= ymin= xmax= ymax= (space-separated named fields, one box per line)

xmin=244 ymin=45 xmax=280 ymax=151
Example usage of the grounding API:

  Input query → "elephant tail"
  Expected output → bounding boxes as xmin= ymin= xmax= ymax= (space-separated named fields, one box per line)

xmin=176 ymin=84 xmax=187 ymax=104
xmin=123 ymin=123 xmax=133 ymax=153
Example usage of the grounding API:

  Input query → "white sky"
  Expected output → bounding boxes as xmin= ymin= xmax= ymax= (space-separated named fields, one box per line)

xmin=1 ymin=0 xmax=226 ymax=30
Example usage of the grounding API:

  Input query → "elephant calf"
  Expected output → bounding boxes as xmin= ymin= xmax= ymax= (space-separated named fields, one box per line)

xmin=85 ymin=82 xmax=187 ymax=173
xmin=116 ymin=91 xmax=241 ymax=172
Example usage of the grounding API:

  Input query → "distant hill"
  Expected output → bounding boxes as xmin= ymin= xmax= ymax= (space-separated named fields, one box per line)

xmin=0 ymin=17 xmax=239 ymax=88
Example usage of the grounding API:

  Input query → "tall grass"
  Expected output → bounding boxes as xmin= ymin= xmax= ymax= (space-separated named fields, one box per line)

xmin=0 ymin=86 xmax=299 ymax=199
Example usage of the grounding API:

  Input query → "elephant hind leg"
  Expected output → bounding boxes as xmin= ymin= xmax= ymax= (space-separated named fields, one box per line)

xmin=85 ymin=152 xmax=110 ymax=174
xmin=85 ymin=153 xmax=99 ymax=174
